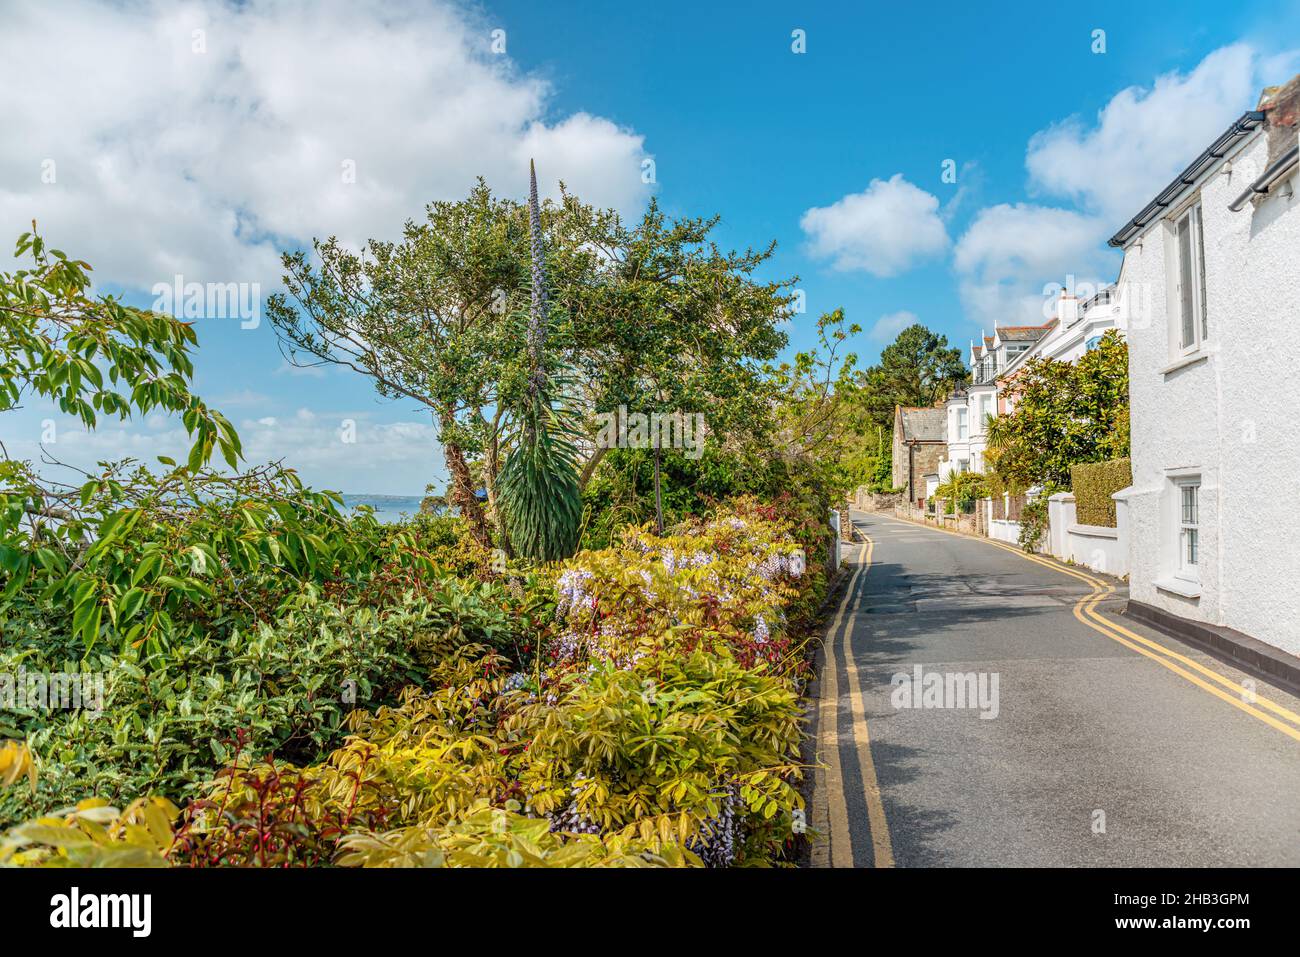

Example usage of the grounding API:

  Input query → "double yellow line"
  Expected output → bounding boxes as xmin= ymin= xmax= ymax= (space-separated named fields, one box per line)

xmin=817 ymin=537 xmax=895 ymax=868
xmin=813 ymin=513 xmax=1300 ymax=869
xmin=978 ymin=535 xmax=1300 ymax=742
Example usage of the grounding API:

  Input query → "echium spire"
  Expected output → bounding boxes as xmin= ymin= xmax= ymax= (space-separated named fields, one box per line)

xmin=527 ymin=159 xmax=547 ymax=372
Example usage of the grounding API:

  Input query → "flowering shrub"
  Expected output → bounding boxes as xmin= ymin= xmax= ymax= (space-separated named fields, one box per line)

xmin=552 ymin=504 xmax=808 ymax=673
xmin=518 ymin=649 xmax=803 ymax=864
xmin=2 ymin=498 xmax=819 ymax=868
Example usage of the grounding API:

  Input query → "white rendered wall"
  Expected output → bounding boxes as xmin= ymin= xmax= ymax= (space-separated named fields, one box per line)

xmin=1122 ymin=129 xmax=1300 ymax=655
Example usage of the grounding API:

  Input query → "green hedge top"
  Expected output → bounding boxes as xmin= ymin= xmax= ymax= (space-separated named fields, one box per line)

xmin=1071 ymin=457 xmax=1131 ymax=527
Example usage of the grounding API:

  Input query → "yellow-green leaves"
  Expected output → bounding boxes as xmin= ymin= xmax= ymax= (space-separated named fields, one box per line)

xmin=336 ymin=800 xmax=699 ymax=868
xmin=0 ymin=796 xmax=178 ymax=868
xmin=0 ymin=742 xmax=37 ymax=793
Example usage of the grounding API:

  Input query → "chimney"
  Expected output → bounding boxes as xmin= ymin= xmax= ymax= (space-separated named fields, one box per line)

xmin=1258 ymin=73 xmax=1300 ymax=170
xmin=1057 ymin=289 xmax=1079 ymax=326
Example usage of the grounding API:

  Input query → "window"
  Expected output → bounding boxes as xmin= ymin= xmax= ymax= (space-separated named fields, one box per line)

xmin=1174 ymin=202 xmax=1208 ymax=353
xmin=1177 ymin=480 xmax=1199 ymax=581
xmin=956 ymin=406 xmax=968 ymax=440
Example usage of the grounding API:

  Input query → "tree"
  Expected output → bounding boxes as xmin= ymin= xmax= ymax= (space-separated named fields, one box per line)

xmin=495 ymin=162 xmax=582 ymax=561
xmin=266 ymin=181 xmax=562 ymax=548
xmin=764 ymin=308 xmax=867 ymax=500
xmin=0 ymin=228 xmax=240 ymax=475
xmin=267 ymin=183 xmax=794 ymax=547
xmin=563 ymin=202 xmax=794 ymax=493
xmin=985 ymin=330 xmax=1129 ymax=491
xmin=858 ymin=323 xmax=967 ymax=427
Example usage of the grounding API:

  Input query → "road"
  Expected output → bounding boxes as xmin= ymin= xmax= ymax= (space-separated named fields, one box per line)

xmin=807 ymin=509 xmax=1300 ymax=867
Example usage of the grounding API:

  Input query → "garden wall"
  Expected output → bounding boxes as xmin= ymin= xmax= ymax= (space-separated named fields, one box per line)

xmin=1045 ymin=491 xmax=1131 ymax=578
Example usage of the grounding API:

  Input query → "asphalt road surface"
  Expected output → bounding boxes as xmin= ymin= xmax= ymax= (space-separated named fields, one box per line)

xmin=807 ymin=509 xmax=1300 ymax=867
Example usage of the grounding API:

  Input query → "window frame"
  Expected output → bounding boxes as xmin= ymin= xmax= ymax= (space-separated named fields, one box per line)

xmin=1171 ymin=199 xmax=1209 ymax=357
xmin=1175 ymin=477 xmax=1200 ymax=583
xmin=956 ymin=406 xmax=968 ymax=441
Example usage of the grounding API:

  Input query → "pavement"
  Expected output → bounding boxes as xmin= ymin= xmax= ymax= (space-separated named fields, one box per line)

xmin=807 ymin=509 xmax=1300 ymax=867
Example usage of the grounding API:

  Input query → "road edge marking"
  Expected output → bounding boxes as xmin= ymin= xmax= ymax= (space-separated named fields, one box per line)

xmin=838 ymin=535 xmax=895 ymax=868
xmin=818 ymin=542 xmax=862 ymax=867
xmin=977 ymin=536 xmax=1300 ymax=733
xmin=878 ymin=509 xmax=1300 ymax=740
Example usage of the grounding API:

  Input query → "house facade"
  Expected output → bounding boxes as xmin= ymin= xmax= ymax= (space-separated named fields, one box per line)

xmin=940 ymin=322 xmax=1053 ymax=477
xmin=937 ymin=281 xmax=1131 ymax=483
xmin=891 ymin=405 xmax=947 ymax=506
xmin=1112 ymin=74 xmax=1300 ymax=656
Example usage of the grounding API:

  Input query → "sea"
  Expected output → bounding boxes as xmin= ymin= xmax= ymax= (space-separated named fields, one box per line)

xmin=340 ymin=494 xmax=436 ymax=524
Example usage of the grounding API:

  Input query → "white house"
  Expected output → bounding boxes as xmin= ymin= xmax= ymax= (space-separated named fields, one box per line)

xmin=996 ymin=287 xmax=1130 ymax=412
xmin=939 ymin=322 xmax=1053 ymax=476
xmin=1111 ymin=74 xmax=1300 ymax=657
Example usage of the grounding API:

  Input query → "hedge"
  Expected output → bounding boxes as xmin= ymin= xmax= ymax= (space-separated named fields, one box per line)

xmin=1071 ymin=457 xmax=1131 ymax=527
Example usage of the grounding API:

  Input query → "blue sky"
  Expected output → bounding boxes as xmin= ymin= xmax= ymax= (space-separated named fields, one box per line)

xmin=2 ymin=0 xmax=1297 ymax=494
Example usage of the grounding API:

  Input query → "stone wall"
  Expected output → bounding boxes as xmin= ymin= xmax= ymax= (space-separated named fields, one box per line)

xmin=852 ymin=487 xmax=906 ymax=512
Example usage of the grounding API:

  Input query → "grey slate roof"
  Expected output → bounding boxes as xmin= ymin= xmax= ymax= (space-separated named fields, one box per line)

xmin=996 ymin=324 xmax=1053 ymax=341
xmin=898 ymin=406 xmax=946 ymax=443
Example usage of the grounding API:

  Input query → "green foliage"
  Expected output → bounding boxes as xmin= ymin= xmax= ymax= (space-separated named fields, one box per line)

xmin=10 ymin=501 xmax=816 ymax=868
xmin=1017 ymin=489 xmax=1057 ymax=553
xmin=858 ymin=323 xmax=968 ymax=428
xmin=982 ymin=465 xmax=1016 ymax=500
xmin=0 ymin=796 xmax=178 ymax=868
xmin=0 ymin=229 xmax=240 ymax=471
xmin=497 ymin=392 xmax=583 ymax=561
xmin=336 ymin=800 xmax=698 ymax=868
xmin=934 ymin=471 xmax=987 ymax=514
xmin=987 ymin=331 xmax=1129 ymax=490
xmin=1071 ymin=457 xmax=1131 ymax=527
xmin=267 ymin=181 xmax=795 ymax=547
xmin=520 ymin=649 xmax=802 ymax=861
xmin=763 ymin=309 xmax=866 ymax=500
xmin=581 ymin=444 xmax=802 ymax=548
xmin=0 ymin=593 xmax=461 ymax=827
xmin=0 ymin=460 xmax=398 ymax=654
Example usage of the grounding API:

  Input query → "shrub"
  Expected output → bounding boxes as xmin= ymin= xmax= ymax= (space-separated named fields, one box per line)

xmin=3 ymin=500 xmax=817 ymax=867
xmin=169 ymin=758 xmax=394 ymax=867
xmin=0 ymin=593 xmax=476 ymax=827
xmin=519 ymin=649 xmax=803 ymax=865
xmin=934 ymin=471 xmax=987 ymax=514
xmin=336 ymin=800 xmax=698 ymax=868
xmin=1071 ymin=457 xmax=1131 ymax=527
xmin=0 ymin=796 xmax=178 ymax=868
xmin=1017 ymin=488 xmax=1057 ymax=552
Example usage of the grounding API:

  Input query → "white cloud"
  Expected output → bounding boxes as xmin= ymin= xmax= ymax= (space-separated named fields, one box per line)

xmin=953 ymin=41 xmax=1298 ymax=331
xmin=868 ymin=310 xmax=918 ymax=343
xmin=800 ymin=174 xmax=949 ymax=276
xmin=953 ymin=204 xmax=1112 ymax=326
xmin=5 ymin=406 xmax=444 ymax=495
xmin=1025 ymin=43 xmax=1290 ymax=222
xmin=274 ymin=361 xmax=328 ymax=379
xmin=0 ymin=0 xmax=651 ymax=293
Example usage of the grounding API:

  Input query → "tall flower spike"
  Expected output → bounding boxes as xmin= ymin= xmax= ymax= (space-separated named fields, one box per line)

xmin=527 ymin=159 xmax=547 ymax=372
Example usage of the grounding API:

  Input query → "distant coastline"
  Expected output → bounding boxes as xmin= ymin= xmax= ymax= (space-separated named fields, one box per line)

xmin=341 ymin=494 xmax=444 ymax=524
